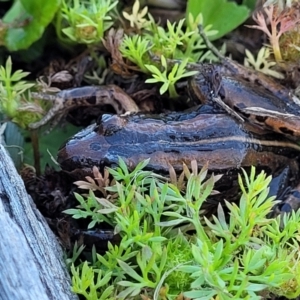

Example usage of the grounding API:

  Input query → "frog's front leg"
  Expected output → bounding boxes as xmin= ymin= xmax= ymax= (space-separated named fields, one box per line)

xmin=29 ymin=85 xmax=140 ymax=129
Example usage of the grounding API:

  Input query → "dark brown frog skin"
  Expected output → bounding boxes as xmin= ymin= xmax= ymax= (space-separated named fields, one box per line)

xmin=57 ymin=106 xmax=300 ymax=175
xmin=189 ymin=65 xmax=300 ymax=140
xmin=57 ymin=105 xmax=300 ymax=209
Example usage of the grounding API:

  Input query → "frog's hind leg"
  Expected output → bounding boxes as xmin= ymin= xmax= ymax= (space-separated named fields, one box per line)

xmin=241 ymin=107 xmax=300 ymax=141
xmin=29 ymin=92 xmax=66 ymax=129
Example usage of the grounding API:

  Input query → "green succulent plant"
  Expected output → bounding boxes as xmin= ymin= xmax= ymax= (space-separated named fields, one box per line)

xmin=66 ymin=159 xmax=300 ymax=299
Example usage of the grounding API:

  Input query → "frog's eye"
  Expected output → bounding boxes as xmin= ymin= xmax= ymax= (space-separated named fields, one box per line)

xmin=212 ymin=71 xmax=221 ymax=83
xmin=90 ymin=142 xmax=102 ymax=151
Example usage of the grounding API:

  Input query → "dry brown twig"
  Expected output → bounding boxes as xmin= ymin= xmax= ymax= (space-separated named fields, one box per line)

xmin=102 ymin=28 xmax=140 ymax=76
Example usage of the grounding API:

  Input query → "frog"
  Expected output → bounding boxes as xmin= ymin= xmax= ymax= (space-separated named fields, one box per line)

xmin=56 ymin=104 xmax=300 ymax=211
xmin=29 ymin=52 xmax=300 ymax=211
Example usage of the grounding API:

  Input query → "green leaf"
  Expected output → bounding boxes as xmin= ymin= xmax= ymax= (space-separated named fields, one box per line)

xmin=157 ymin=219 xmax=185 ymax=227
xmin=117 ymin=259 xmax=144 ymax=282
xmin=23 ymin=124 xmax=83 ymax=170
xmin=179 ymin=265 xmax=200 ymax=273
xmin=145 ymin=78 xmax=160 ymax=84
xmin=161 ymin=55 xmax=167 ymax=69
xmin=159 ymin=82 xmax=169 ymax=95
xmin=186 ymin=0 xmax=249 ymax=40
xmin=179 ymin=70 xmax=199 ymax=78
xmin=63 ymin=208 xmax=90 ymax=219
xmin=63 ymin=208 xmax=81 ymax=215
xmin=117 ymin=285 xmax=143 ymax=298
xmin=94 ymin=270 xmax=112 ymax=288
xmin=3 ymin=0 xmax=60 ymax=51
xmin=118 ymin=156 xmax=129 ymax=174
xmin=88 ymin=219 xmax=98 ymax=229
xmin=184 ymin=289 xmax=217 ymax=299
xmin=99 ymin=286 xmax=114 ymax=300
xmin=149 ymin=236 xmax=166 ymax=242
xmin=246 ymin=283 xmax=268 ymax=292
xmin=134 ymin=157 xmax=150 ymax=171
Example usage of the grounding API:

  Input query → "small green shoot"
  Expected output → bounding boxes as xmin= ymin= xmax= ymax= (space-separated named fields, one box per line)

xmin=145 ymin=56 xmax=198 ymax=97
xmin=58 ymin=0 xmax=118 ymax=44
xmin=119 ymin=35 xmax=153 ymax=73
xmin=0 ymin=56 xmax=42 ymax=128
xmin=71 ymin=262 xmax=114 ymax=300
xmin=244 ymin=46 xmax=284 ymax=79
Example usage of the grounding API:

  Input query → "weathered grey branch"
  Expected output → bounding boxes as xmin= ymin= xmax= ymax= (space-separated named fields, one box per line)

xmin=0 ymin=144 xmax=78 ymax=300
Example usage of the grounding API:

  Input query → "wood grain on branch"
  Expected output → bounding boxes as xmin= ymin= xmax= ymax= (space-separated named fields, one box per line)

xmin=0 ymin=144 xmax=78 ymax=300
